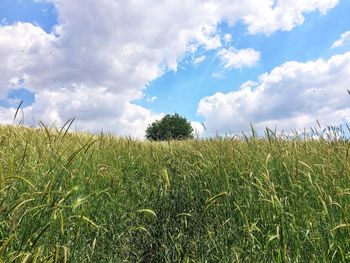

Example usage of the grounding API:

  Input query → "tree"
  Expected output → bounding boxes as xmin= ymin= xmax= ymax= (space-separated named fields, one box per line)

xmin=145 ymin=113 xmax=194 ymax=141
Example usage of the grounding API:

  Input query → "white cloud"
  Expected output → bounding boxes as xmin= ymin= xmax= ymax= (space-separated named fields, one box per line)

xmin=332 ymin=31 xmax=350 ymax=48
xmin=1 ymin=87 xmax=162 ymax=138
xmin=240 ymin=80 xmax=258 ymax=89
xmin=0 ymin=23 xmax=58 ymax=98
xmin=223 ymin=34 xmax=233 ymax=44
xmin=191 ymin=121 xmax=205 ymax=137
xmin=241 ymin=0 xmax=339 ymax=34
xmin=0 ymin=0 xmax=340 ymax=137
xmin=198 ymin=52 xmax=350 ymax=135
xmin=218 ymin=47 xmax=261 ymax=69
xmin=0 ymin=108 xmax=16 ymax=125
xmin=193 ymin=55 xmax=206 ymax=65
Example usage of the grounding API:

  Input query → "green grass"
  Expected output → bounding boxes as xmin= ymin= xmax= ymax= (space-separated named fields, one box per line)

xmin=0 ymin=124 xmax=350 ymax=262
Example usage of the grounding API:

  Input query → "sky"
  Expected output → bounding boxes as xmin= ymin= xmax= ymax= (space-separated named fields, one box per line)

xmin=0 ymin=0 xmax=350 ymax=138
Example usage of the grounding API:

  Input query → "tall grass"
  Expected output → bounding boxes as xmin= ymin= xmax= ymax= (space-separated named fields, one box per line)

xmin=0 ymin=124 xmax=349 ymax=262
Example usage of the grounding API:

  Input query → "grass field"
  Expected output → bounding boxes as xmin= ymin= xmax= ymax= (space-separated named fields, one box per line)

xmin=0 ymin=123 xmax=350 ymax=262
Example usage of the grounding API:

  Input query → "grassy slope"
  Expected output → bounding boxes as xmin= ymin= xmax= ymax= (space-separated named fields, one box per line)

xmin=0 ymin=124 xmax=350 ymax=262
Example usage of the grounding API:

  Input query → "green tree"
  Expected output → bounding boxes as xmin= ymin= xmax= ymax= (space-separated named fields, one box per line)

xmin=145 ymin=113 xmax=194 ymax=141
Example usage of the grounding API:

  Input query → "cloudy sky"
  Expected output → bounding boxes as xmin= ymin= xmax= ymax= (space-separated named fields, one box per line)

xmin=0 ymin=0 xmax=350 ymax=138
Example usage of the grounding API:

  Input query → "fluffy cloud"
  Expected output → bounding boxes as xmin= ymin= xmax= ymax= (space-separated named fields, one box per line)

xmin=241 ymin=0 xmax=339 ymax=34
xmin=191 ymin=121 xmax=206 ymax=137
xmin=3 ymin=87 xmax=162 ymax=138
xmin=218 ymin=48 xmax=261 ymax=69
xmin=0 ymin=23 xmax=58 ymax=98
xmin=332 ymin=31 xmax=350 ymax=48
xmin=0 ymin=0 xmax=340 ymax=137
xmin=0 ymin=108 xmax=16 ymax=125
xmin=198 ymin=52 xmax=350 ymax=135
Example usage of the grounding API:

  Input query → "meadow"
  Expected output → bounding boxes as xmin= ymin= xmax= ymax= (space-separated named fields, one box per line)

xmin=0 ymin=123 xmax=349 ymax=262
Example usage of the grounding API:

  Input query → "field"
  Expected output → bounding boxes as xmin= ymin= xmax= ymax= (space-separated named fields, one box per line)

xmin=0 ymin=124 xmax=350 ymax=262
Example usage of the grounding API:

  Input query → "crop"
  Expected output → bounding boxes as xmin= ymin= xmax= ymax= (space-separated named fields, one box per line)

xmin=0 ymin=123 xmax=349 ymax=262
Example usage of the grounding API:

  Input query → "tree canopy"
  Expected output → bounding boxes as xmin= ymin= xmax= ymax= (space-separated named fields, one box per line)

xmin=145 ymin=113 xmax=194 ymax=141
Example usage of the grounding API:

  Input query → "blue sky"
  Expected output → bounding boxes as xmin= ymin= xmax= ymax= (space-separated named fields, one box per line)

xmin=0 ymin=0 xmax=350 ymax=137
